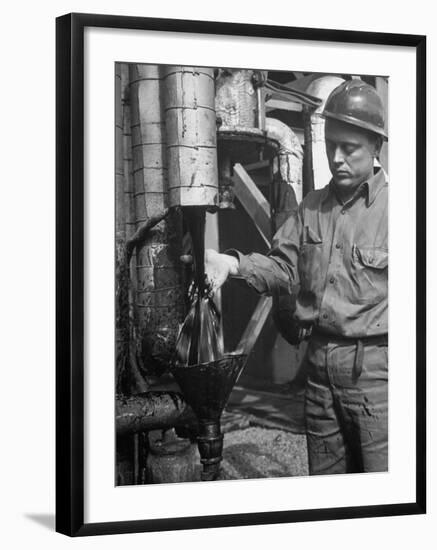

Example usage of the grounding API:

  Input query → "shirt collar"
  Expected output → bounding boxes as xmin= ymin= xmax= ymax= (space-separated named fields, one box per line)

xmin=366 ymin=167 xmax=387 ymax=206
xmin=322 ymin=168 xmax=387 ymax=207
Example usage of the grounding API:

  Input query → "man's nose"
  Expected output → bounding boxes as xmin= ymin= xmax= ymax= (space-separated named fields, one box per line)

xmin=333 ymin=146 xmax=345 ymax=164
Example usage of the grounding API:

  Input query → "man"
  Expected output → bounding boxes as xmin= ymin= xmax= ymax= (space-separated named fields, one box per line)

xmin=206 ymin=80 xmax=389 ymax=475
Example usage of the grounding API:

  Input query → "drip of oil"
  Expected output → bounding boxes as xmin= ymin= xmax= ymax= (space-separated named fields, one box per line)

xmin=175 ymin=207 xmax=224 ymax=366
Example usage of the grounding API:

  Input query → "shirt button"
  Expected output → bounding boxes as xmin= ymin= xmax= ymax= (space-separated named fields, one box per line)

xmin=341 ymin=209 xmax=346 ymax=215
xmin=322 ymin=313 xmax=328 ymax=319
xmin=329 ymin=277 xmax=335 ymax=284
xmin=335 ymin=243 xmax=341 ymax=249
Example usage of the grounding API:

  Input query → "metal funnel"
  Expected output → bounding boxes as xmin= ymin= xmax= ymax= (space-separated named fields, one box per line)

xmin=172 ymin=353 xmax=247 ymax=481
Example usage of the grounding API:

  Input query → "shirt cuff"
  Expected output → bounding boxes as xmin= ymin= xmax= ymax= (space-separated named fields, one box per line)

xmin=223 ymin=249 xmax=264 ymax=293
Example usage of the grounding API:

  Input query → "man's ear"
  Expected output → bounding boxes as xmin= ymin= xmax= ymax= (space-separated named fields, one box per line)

xmin=373 ymin=136 xmax=384 ymax=159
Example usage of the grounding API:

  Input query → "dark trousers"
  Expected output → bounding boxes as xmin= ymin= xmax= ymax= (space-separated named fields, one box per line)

xmin=304 ymin=335 xmax=388 ymax=475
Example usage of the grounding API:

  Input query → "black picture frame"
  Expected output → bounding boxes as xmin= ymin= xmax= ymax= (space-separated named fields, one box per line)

xmin=56 ymin=12 xmax=426 ymax=537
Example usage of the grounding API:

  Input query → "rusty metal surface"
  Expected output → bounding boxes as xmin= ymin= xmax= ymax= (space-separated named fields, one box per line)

xmin=146 ymin=429 xmax=197 ymax=484
xmin=215 ymin=69 xmax=259 ymax=129
xmin=128 ymin=64 xmax=185 ymax=376
xmin=116 ymin=391 xmax=194 ymax=435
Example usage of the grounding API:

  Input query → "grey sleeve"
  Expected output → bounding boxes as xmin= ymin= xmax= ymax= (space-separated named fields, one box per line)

xmin=225 ymin=206 xmax=302 ymax=297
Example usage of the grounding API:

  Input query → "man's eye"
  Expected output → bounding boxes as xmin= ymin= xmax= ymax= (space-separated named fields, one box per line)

xmin=344 ymin=145 xmax=358 ymax=155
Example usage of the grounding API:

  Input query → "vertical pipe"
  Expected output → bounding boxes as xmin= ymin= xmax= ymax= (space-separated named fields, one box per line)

xmin=217 ymin=151 xmax=235 ymax=209
xmin=121 ymin=63 xmax=138 ymax=301
xmin=130 ymin=64 xmax=167 ymax=226
xmin=215 ymin=69 xmax=258 ymax=129
xmin=306 ymin=76 xmax=345 ymax=190
xmin=162 ymin=66 xmax=218 ymax=208
xmin=115 ymin=63 xmax=129 ymax=390
xmin=121 ymin=64 xmax=136 ymax=242
xmin=375 ymin=76 xmax=389 ymax=172
xmin=115 ymin=63 xmax=149 ymax=394
xmin=116 ymin=434 xmax=134 ymax=486
xmin=133 ymin=432 xmax=140 ymax=483
xmin=115 ymin=64 xmax=126 ymax=235
xmin=129 ymin=64 xmax=185 ymax=375
xmin=265 ymin=117 xmax=303 ymax=205
xmin=256 ymin=86 xmax=266 ymax=132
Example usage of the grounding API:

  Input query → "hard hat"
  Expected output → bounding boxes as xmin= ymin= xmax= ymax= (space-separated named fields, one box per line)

xmin=322 ymin=80 xmax=388 ymax=140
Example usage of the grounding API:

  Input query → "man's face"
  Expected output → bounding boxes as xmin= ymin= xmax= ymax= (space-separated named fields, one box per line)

xmin=325 ymin=119 xmax=379 ymax=192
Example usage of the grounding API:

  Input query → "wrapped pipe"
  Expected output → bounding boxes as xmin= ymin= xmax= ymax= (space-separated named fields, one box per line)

xmin=305 ymin=75 xmax=345 ymax=190
xmin=162 ymin=66 xmax=218 ymax=208
xmin=215 ymin=68 xmax=259 ymax=130
xmin=129 ymin=64 xmax=185 ymax=376
xmin=265 ymin=117 xmax=303 ymax=204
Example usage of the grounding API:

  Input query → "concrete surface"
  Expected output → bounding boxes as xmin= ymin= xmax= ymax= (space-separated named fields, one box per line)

xmin=220 ymin=426 xmax=308 ymax=480
xmin=216 ymin=382 xmax=309 ymax=480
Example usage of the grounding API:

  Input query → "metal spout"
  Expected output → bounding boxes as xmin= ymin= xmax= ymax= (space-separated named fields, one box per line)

xmin=172 ymin=353 xmax=247 ymax=480
xmin=197 ymin=421 xmax=223 ymax=481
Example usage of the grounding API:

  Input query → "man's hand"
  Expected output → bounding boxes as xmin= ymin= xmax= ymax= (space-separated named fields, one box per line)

xmin=180 ymin=249 xmax=240 ymax=292
xmin=205 ymin=249 xmax=240 ymax=291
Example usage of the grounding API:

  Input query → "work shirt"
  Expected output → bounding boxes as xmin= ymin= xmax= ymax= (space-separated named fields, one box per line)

xmin=231 ymin=168 xmax=388 ymax=338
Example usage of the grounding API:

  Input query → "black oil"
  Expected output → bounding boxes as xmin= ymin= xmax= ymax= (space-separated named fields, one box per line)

xmin=175 ymin=207 xmax=224 ymax=366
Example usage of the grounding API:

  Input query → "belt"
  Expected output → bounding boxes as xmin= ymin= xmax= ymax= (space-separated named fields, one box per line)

xmin=311 ymin=328 xmax=388 ymax=381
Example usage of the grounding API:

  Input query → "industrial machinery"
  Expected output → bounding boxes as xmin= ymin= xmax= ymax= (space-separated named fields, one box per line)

xmin=115 ymin=63 xmax=322 ymax=483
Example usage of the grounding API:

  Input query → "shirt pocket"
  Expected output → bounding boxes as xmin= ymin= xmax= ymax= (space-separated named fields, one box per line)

xmin=298 ymin=226 xmax=324 ymax=291
xmin=352 ymin=245 xmax=388 ymax=303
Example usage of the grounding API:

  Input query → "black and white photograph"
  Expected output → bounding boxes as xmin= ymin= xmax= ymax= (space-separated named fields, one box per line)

xmin=53 ymin=11 xmax=425 ymax=538
xmin=1 ymin=0 xmax=433 ymax=547
xmin=114 ymin=63 xmax=390 ymax=485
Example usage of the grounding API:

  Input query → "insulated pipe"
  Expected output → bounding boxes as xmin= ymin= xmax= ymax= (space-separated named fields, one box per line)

xmin=130 ymin=64 xmax=167 ymax=225
xmin=116 ymin=392 xmax=194 ymax=435
xmin=306 ymin=76 xmax=345 ymax=190
xmin=265 ymin=117 xmax=303 ymax=204
xmin=129 ymin=64 xmax=185 ymax=375
xmin=121 ymin=64 xmax=136 ymax=242
xmin=115 ymin=64 xmax=128 ymax=388
xmin=215 ymin=69 xmax=259 ymax=130
xmin=115 ymin=64 xmax=125 ymax=235
xmin=302 ymin=105 xmax=315 ymax=197
xmin=162 ymin=66 xmax=218 ymax=208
